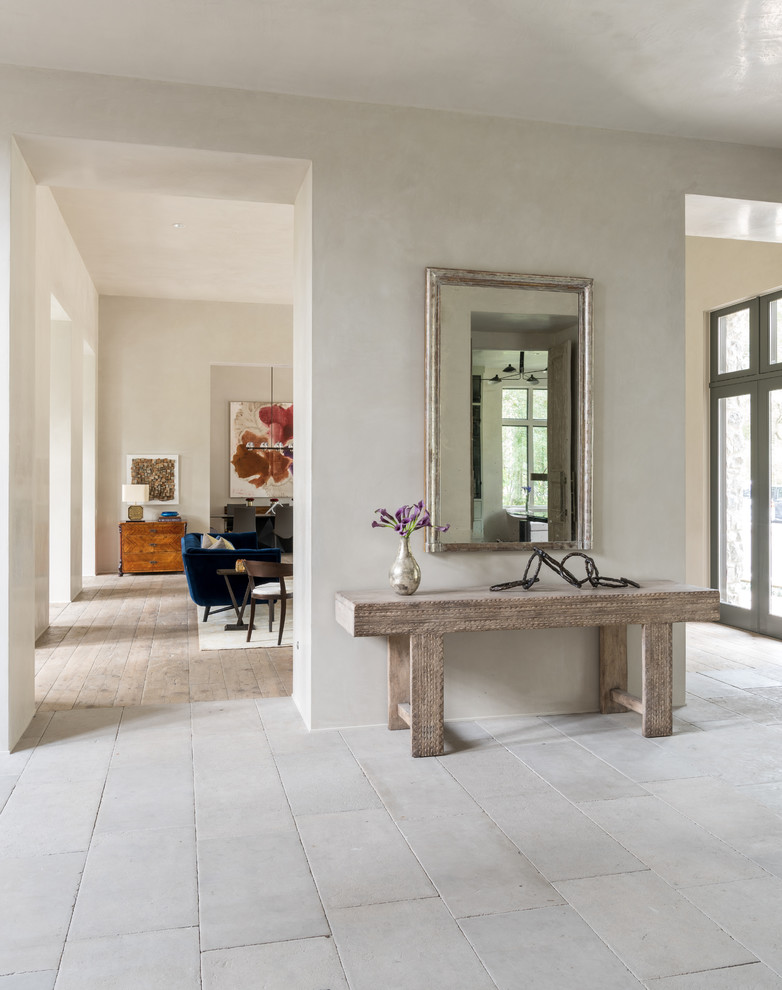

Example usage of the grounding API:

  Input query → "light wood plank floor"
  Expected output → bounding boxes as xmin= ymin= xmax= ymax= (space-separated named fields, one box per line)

xmin=36 ymin=579 xmax=782 ymax=715
xmin=35 ymin=572 xmax=292 ymax=711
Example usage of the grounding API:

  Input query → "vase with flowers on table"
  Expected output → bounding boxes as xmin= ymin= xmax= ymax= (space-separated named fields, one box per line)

xmin=372 ymin=501 xmax=449 ymax=596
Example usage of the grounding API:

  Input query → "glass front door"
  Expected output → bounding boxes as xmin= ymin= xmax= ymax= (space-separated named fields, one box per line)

xmin=711 ymin=291 xmax=782 ymax=637
xmin=713 ymin=388 xmax=753 ymax=618
xmin=768 ymin=387 xmax=782 ymax=618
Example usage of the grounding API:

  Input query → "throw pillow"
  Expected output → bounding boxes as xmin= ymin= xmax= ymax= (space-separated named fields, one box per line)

xmin=200 ymin=533 xmax=236 ymax=550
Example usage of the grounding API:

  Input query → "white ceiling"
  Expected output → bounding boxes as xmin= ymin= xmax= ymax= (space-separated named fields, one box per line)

xmin=9 ymin=2 xmax=782 ymax=299
xmin=51 ymin=188 xmax=294 ymax=304
xmin=4 ymin=0 xmax=782 ymax=149
xmin=686 ymin=194 xmax=782 ymax=242
xmin=17 ymin=136 xmax=308 ymax=306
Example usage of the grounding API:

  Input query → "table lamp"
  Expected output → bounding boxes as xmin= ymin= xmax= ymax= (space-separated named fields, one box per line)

xmin=122 ymin=484 xmax=149 ymax=521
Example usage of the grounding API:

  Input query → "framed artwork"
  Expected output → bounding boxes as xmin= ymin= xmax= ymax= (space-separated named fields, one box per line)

xmin=230 ymin=401 xmax=293 ymax=498
xmin=127 ymin=454 xmax=179 ymax=504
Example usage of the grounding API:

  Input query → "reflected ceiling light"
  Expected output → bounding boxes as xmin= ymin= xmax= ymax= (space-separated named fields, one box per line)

xmin=481 ymin=351 xmax=548 ymax=386
xmin=483 ymin=367 xmax=547 ymax=385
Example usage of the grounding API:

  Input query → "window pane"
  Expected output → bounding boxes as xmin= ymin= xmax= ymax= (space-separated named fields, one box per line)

xmin=770 ymin=390 xmax=782 ymax=616
xmin=717 ymin=308 xmax=751 ymax=374
xmin=718 ymin=393 xmax=752 ymax=608
xmin=532 ymin=426 xmax=548 ymax=507
xmin=502 ymin=388 xmax=527 ymax=419
xmin=532 ymin=426 xmax=547 ymax=472
xmin=502 ymin=425 xmax=528 ymax=506
xmin=532 ymin=389 xmax=548 ymax=420
xmin=769 ymin=300 xmax=782 ymax=366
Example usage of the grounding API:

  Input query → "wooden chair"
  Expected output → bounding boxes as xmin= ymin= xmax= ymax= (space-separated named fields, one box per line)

xmin=241 ymin=560 xmax=293 ymax=645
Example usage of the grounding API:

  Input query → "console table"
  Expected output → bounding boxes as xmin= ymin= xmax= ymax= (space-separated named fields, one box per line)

xmin=335 ymin=581 xmax=720 ymax=757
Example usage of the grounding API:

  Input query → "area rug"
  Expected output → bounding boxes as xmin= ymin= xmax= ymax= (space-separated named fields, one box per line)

xmin=195 ymin=604 xmax=293 ymax=651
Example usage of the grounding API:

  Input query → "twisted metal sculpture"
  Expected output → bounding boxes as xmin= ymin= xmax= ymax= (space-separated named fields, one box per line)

xmin=490 ymin=548 xmax=640 ymax=592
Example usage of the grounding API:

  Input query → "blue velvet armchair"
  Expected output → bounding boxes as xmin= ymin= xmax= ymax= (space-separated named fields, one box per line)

xmin=181 ymin=531 xmax=282 ymax=620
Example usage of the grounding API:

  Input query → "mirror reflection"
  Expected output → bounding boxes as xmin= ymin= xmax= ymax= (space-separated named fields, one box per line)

xmin=426 ymin=269 xmax=592 ymax=552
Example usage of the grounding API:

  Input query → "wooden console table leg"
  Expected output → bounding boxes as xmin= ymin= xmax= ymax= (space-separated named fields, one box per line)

xmin=387 ymin=634 xmax=411 ymax=730
xmin=410 ymin=633 xmax=444 ymax=758
xmin=641 ymin=622 xmax=673 ymax=737
xmin=599 ymin=625 xmax=628 ymax=714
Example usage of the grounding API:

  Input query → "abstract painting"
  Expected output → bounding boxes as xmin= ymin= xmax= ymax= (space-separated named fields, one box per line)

xmin=127 ymin=454 xmax=179 ymax=504
xmin=230 ymin=401 xmax=293 ymax=498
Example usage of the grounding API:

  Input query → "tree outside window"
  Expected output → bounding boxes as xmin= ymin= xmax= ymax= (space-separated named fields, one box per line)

xmin=502 ymin=387 xmax=547 ymax=510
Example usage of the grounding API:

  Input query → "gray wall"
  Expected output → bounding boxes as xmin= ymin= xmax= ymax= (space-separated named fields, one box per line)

xmin=5 ymin=63 xmax=782 ymax=746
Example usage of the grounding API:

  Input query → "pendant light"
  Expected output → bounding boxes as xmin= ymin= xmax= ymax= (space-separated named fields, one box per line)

xmin=244 ymin=367 xmax=294 ymax=457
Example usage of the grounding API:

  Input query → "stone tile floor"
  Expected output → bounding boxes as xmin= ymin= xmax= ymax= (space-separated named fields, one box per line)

xmin=3 ymin=621 xmax=782 ymax=987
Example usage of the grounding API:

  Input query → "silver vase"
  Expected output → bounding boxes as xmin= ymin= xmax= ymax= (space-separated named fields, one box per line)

xmin=389 ymin=535 xmax=421 ymax=595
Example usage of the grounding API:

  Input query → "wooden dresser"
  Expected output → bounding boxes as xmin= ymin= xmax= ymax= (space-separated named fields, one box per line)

xmin=118 ymin=520 xmax=186 ymax=575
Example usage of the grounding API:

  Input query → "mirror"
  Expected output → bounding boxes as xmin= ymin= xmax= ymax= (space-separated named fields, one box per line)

xmin=425 ymin=268 xmax=593 ymax=552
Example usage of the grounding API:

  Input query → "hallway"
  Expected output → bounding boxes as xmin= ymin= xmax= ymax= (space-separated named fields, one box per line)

xmin=4 ymin=622 xmax=782 ymax=987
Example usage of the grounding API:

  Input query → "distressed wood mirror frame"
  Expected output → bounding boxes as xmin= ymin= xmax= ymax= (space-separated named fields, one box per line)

xmin=425 ymin=267 xmax=593 ymax=553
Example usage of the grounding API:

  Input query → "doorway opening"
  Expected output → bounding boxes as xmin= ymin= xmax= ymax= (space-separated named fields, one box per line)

xmin=82 ymin=339 xmax=97 ymax=578
xmin=684 ymin=193 xmax=782 ymax=608
xmin=13 ymin=136 xmax=311 ymax=727
xmin=49 ymin=297 xmax=73 ymax=605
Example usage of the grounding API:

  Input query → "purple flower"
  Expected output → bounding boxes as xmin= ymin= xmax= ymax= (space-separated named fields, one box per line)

xmin=372 ymin=501 xmax=450 ymax=536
